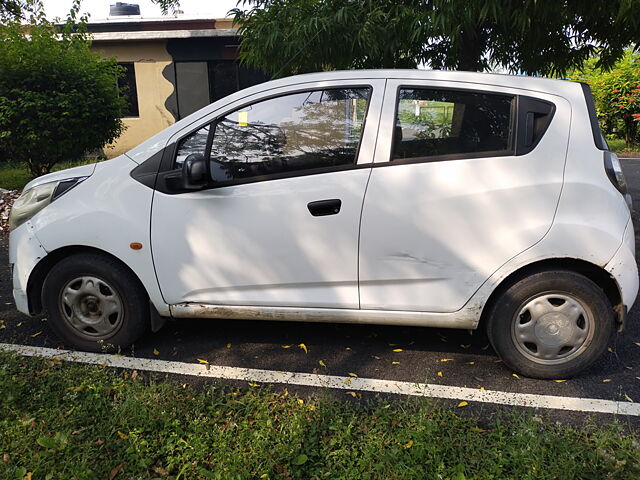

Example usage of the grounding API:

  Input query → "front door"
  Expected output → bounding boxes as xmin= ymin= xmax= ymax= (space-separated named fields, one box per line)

xmin=151 ymin=81 xmax=384 ymax=309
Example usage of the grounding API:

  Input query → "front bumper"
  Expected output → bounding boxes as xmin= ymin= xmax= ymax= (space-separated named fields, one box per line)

xmin=604 ymin=217 xmax=639 ymax=315
xmin=9 ymin=221 xmax=48 ymax=315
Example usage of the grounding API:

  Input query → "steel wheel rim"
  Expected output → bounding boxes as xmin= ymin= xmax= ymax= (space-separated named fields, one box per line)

xmin=59 ymin=275 xmax=124 ymax=339
xmin=511 ymin=292 xmax=594 ymax=365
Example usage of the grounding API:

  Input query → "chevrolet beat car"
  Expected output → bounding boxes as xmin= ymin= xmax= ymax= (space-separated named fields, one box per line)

xmin=9 ymin=70 xmax=638 ymax=378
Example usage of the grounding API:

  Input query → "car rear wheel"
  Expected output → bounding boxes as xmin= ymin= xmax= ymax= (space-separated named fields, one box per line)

xmin=486 ymin=270 xmax=614 ymax=379
xmin=43 ymin=253 xmax=149 ymax=352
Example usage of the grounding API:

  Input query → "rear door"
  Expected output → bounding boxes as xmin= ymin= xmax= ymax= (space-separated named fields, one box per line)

xmin=359 ymin=80 xmax=570 ymax=312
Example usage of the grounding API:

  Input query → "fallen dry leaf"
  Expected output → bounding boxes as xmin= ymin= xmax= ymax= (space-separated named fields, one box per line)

xmin=319 ymin=360 xmax=326 ymax=367
xmin=31 ymin=331 xmax=42 ymax=338
xmin=554 ymin=379 xmax=567 ymax=383
xmin=298 ymin=343 xmax=308 ymax=354
xmin=109 ymin=462 xmax=126 ymax=480
xmin=439 ymin=358 xmax=454 ymax=362
xmin=602 ymin=378 xmax=612 ymax=383
xmin=403 ymin=439 xmax=414 ymax=449
xmin=226 ymin=343 xmax=232 ymax=349
xmin=470 ymin=426 xmax=486 ymax=433
xmin=197 ymin=358 xmax=209 ymax=364
xmin=392 ymin=361 xmax=400 ymax=365
xmin=346 ymin=391 xmax=361 ymax=398
xmin=392 ymin=348 xmax=403 ymax=352
xmin=153 ymin=349 xmax=159 ymax=356
xmin=457 ymin=401 xmax=469 ymax=408
xmin=467 ymin=362 xmax=475 ymax=365
xmin=512 ymin=373 xmax=520 ymax=379
xmin=624 ymin=394 xmax=634 ymax=402
xmin=437 ymin=371 xmax=443 ymax=377
xmin=281 ymin=345 xmax=291 ymax=349
xmin=460 ymin=344 xmax=471 ymax=349
xmin=348 ymin=372 xmax=358 ymax=377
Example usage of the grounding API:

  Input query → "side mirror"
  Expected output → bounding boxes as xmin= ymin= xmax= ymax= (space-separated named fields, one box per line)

xmin=181 ymin=153 xmax=207 ymax=189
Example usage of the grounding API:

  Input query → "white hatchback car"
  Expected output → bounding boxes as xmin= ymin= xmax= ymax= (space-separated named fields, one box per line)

xmin=9 ymin=70 xmax=638 ymax=378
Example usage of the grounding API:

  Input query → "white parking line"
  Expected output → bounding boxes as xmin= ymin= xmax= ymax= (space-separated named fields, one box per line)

xmin=2 ymin=342 xmax=639 ymax=416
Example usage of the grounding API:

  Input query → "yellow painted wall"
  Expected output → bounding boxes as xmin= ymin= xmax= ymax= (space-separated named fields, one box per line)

xmin=91 ymin=41 xmax=176 ymax=157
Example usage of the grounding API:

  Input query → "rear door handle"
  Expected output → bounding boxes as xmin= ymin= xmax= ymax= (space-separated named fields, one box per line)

xmin=307 ymin=199 xmax=342 ymax=216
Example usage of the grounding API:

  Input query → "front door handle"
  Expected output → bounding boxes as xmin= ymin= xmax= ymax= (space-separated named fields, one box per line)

xmin=307 ymin=199 xmax=342 ymax=216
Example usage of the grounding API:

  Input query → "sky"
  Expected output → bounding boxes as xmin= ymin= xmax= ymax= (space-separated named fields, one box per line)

xmin=42 ymin=0 xmax=240 ymax=20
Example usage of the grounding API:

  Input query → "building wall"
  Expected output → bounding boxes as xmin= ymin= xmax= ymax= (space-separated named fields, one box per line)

xmin=91 ymin=41 xmax=176 ymax=157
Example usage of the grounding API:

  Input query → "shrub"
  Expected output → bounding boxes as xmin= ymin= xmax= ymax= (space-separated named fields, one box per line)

xmin=0 ymin=7 xmax=126 ymax=178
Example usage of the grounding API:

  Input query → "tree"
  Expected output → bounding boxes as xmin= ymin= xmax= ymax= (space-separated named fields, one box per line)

xmin=572 ymin=52 xmax=640 ymax=149
xmin=0 ymin=5 xmax=126 ymax=177
xmin=202 ymin=0 xmax=640 ymax=78
xmin=0 ymin=0 xmax=25 ymax=19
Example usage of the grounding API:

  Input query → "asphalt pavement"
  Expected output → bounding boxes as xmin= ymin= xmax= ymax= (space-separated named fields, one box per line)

xmin=1 ymin=160 xmax=640 ymax=422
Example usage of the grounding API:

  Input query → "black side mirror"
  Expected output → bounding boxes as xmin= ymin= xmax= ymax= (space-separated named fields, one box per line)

xmin=181 ymin=153 xmax=207 ymax=189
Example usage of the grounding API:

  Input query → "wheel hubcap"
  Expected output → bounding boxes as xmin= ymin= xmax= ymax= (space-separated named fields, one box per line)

xmin=511 ymin=293 xmax=593 ymax=364
xmin=59 ymin=276 xmax=123 ymax=339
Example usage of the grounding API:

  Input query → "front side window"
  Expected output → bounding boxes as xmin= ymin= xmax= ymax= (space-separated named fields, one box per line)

xmin=207 ymin=88 xmax=370 ymax=182
xmin=393 ymin=88 xmax=514 ymax=161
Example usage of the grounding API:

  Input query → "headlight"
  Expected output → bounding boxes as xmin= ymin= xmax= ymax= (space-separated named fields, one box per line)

xmin=9 ymin=177 xmax=86 ymax=232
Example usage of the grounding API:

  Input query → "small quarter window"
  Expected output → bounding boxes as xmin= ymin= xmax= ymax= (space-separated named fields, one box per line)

xmin=175 ymin=125 xmax=209 ymax=167
xmin=393 ymin=88 xmax=514 ymax=161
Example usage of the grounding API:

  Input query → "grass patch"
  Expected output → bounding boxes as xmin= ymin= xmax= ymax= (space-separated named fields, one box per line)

xmin=0 ymin=159 xmax=101 ymax=191
xmin=0 ymin=352 xmax=638 ymax=480
xmin=608 ymin=138 xmax=640 ymax=156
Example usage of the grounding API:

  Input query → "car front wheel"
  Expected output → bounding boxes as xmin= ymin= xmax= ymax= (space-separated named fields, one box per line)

xmin=42 ymin=253 xmax=149 ymax=352
xmin=486 ymin=270 xmax=614 ymax=379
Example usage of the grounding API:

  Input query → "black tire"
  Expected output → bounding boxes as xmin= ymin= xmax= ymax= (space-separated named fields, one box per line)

xmin=486 ymin=270 xmax=614 ymax=379
xmin=42 ymin=253 xmax=150 ymax=352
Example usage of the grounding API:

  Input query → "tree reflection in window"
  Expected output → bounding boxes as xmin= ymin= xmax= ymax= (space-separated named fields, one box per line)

xmin=209 ymin=88 xmax=370 ymax=181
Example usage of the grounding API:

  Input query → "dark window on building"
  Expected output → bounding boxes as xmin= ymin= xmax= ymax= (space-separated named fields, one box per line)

xmin=117 ymin=63 xmax=139 ymax=117
xmin=392 ymin=88 xmax=514 ymax=161
xmin=175 ymin=60 xmax=270 ymax=119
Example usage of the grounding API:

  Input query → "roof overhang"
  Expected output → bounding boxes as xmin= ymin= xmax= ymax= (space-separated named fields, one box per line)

xmin=90 ymin=28 xmax=239 ymax=42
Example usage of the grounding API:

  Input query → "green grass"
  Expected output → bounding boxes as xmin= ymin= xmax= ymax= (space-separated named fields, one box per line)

xmin=0 ymin=159 xmax=101 ymax=191
xmin=0 ymin=352 xmax=638 ymax=480
xmin=608 ymin=138 xmax=640 ymax=156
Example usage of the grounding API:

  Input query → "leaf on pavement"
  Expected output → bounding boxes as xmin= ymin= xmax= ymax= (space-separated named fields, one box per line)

xmin=31 ymin=331 xmax=42 ymax=338
xmin=460 ymin=344 xmax=471 ymax=349
xmin=346 ymin=391 xmax=361 ymax=398
xmin=153 ymin=349 xmax=159 ymax=356
xmin=197 ymin=358 xmax=209 ymax=364
xmin=226 ymin=343 xmax=232 ymax=349
xmin=298 ymin=343 xmax=308 ymax=353
xmin=624 ymin=394 xmax=634 ymax=402
xmin=392 ymin=361 xmax=400 ymax=365
xmin=439 ymin=358 xmax=454 ymax=362
xmin=554 ymin=379 xmax=567 ymax=383
xmin=512 ymin=373 xmax=520 ymax=379
xmin=392 ymin=348 xmax=403 ymax=352
xmin=437 ymin=371 xmax=443 ymax=377
xmin=319 ymin=360 xmax=326 ymax=367
xmin=281 ymin=345 xmax=291 ymax=349
xmin=457 ymin=401 xmax=468 ymax=408
xmin=348 ymin=372 xmax=358 ymax=377
xmin=602 ymin=378 xmax=612 ymax=383
xmin=248 ymin=382 xmax=261 ymax=388
xmin=467 ymin=362 xmax=475 ymax=365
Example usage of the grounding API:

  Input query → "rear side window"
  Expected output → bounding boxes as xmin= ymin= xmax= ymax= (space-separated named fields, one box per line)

xmin=392 ymin=88 xmax=514 ymax=161
xmin=209 ymin=87 xmax=371 ymax=182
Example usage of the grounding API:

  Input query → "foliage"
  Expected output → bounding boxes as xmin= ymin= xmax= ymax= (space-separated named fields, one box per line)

xmin=0 ymin=3 xmax=126 ymax=177
xmin=571 ymin=52 xmax=640 ymax=149
xmin=1 ymin=351 xmax=639 ymax=479
xmin=165 ymin=0 xmax=640 ymax=78
xmin=0 ymin=0 xmax=25 ymax=19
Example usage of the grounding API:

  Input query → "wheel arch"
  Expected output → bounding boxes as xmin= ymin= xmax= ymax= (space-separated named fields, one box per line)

xmin=27 ymin=245 xmax=150 ymax=315
xmin=478 ymin=257 xmax=624 ymax=331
